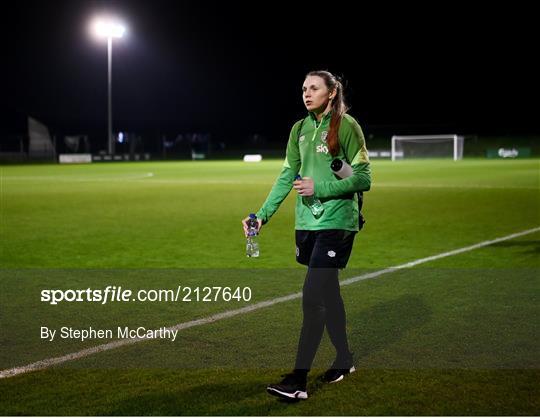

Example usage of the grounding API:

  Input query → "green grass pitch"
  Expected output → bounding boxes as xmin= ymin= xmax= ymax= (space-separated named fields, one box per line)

xmin=0 ymin=158 xmax=539 ymax=415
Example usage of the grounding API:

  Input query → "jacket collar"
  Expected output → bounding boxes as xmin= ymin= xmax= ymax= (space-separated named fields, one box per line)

xmin=308 ymin=110 xmax=332 ymax=126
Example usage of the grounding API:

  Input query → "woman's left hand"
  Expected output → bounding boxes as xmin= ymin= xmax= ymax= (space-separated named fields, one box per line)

xmin=293 ymin=177 xmax=314 ymax=196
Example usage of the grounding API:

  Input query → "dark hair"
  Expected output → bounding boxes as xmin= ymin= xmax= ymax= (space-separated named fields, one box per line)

xmin=305 ymin=70 xmax=348 ymax=156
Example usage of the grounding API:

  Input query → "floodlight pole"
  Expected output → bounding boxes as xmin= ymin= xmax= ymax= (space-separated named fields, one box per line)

xmin=91 ymin=18 xmax=125 ymax=155
xmin=107 ymin=36 xmax=114 ymax=156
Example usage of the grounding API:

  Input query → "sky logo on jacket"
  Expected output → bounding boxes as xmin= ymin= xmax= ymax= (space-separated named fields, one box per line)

xmin=316 ymin=144 xmax=329 ymax=154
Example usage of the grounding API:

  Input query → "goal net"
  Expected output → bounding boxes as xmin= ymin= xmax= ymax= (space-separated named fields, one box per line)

xmin=391 ymin=135 xmax=464 ymax=161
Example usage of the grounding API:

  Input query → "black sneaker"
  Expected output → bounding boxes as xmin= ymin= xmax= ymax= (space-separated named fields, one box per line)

xmin=266 ymin=372 xmax=308 ymax=400
xmin=322 ymin=365 xmax=356 ymax=383
xmin=322 ymin=355 xmax=356 ymax=383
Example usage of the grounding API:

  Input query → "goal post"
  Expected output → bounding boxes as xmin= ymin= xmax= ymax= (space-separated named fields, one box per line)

xmin=391 ymin=134 xmax=464 ymax=161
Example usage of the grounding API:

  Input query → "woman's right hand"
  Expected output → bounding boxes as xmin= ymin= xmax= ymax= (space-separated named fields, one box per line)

xmin=241 ymin=216 xmax=263 ymax=237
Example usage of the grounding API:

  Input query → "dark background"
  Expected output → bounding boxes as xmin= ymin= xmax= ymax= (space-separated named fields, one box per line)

xmin=2 ymin=1 xmax=538 ymax=151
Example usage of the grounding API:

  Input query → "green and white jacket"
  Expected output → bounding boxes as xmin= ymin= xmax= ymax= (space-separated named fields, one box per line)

xmin=256 ymin=112 xmax=371 ymax=231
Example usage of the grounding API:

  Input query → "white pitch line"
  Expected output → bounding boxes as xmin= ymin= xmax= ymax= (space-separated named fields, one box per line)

xmin=1 ymin=226 xmax=539 ymax=379
xmin=4 ymin=175 xmax=538 ymax=189
xmin=375 ymin=183 xmax=539 ymax=190
xmin=341 ymin=226 xmax=540 ymax=285
xmin=4 ymin=173 xmax=155 ymax=183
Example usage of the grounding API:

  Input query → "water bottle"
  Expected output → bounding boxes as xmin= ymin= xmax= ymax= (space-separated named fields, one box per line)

xmin=295 ymin=175 xmax=324 ymax=218
xmin=330 ymin=158 xmax=353 ymax=178
xmin=246 ymin=213 xmax=260 ymax=257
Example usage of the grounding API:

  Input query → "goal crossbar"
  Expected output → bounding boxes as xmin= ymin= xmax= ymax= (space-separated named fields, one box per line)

xmin=391 ymin=134 xmax=463 ymax=161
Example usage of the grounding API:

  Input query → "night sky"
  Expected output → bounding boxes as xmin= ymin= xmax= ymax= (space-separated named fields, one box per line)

xmin=2 ymin=1 xmax=537 ymax=145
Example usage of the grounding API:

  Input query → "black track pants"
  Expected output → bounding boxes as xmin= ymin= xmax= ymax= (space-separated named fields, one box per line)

xmin=294 ymin=267 xmax=351 ymax=370
xmin=293 ymin=230 xmax=356 ymax=371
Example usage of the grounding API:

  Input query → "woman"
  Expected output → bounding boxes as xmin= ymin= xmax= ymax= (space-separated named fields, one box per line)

xmin=242 ymin=70 xmax=371 ymax=400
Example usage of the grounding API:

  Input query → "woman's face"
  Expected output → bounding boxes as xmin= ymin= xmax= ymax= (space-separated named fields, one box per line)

xmin=302 ymin=75 xmax=332 ymax=113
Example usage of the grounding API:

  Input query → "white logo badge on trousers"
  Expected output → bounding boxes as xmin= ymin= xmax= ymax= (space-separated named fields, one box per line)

xmin=327 ymin=250 xmax=336 ymax=258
